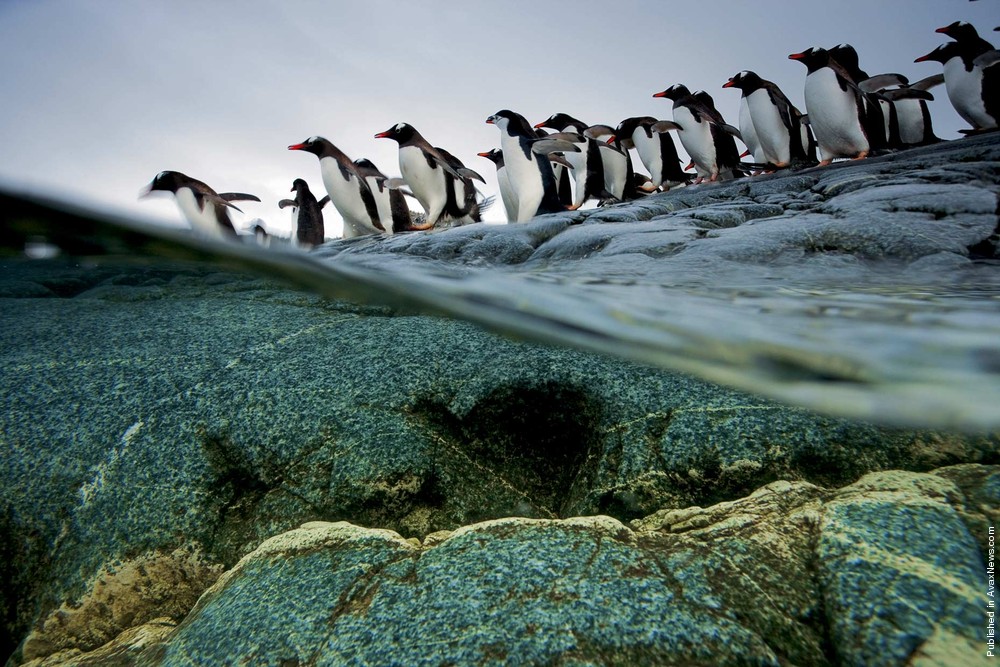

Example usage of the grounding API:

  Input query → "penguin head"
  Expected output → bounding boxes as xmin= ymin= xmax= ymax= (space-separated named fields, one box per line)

xmin=290 ymin=178 xmax=309 ymax=193
xmin=288 ymin=136 xmax=330 ymax=156
xmin=141 ymin=170 xmax=187 ymax=197
xmin=652 ymin=84 xmax=690 ymax=101
xmin=788 ymin=47 xmax=830 ymax=71
xmin=936 ymin=21 xmax=979 ymax=42
xmin=723 ymin=71 xmax=762 ymax=91
xmin=373 ymin=123 xmax=415 ymax=144
xmin=533 ymin=113 xmax=580 ymax=132
xmin=914 ymin=43 xmax=959 ymax=64
xmin=477 ymin=148 xmax=503 ymax=166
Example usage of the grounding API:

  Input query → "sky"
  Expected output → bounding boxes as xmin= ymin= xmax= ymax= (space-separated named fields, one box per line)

xmin=0 ymin=0 xmax=996 ymax=238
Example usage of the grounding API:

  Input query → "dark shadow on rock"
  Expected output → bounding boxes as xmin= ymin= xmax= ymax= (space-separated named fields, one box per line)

xmin=0 ymin=504 xmax=51 ymax=665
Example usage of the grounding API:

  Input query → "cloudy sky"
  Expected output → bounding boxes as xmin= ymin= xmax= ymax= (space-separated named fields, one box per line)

xmin=0 ymin=1 xmax=995 ymax=237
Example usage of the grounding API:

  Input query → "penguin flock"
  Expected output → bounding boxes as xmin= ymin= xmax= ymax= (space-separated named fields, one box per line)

xmin=143 ymin=20 xmax=998 ymax=246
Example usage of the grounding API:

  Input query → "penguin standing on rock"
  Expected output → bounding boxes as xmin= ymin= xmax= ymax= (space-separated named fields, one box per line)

xmin=141 ymin=170 xmax=259 ymax=239
xmin=486 ymin=110 xmax=580 ymax=221
xmin=477 ymin=148 xmax=517 ymax=222
xmin=278 ymin=178 xmax=328 ymax=247
xmin=374 ymin=123 xmax=482 ymax=229
xmin=722 ymin=71 xmax=815 ymax=169
xmin=351 ymin=158 xmax=414 ymax=234
xmin=917 ymin=23 xmax=999 ymax=132
xmin=611 ymin=116 xmax=688 ymax=189
xmin=652 ymin=84 xmax=743 ymax=183
xmin=788 ymin=47 xmax=871 ymax=165
xmin=533 ymin=113 xmax=609 ymax=209
xmin=287 ymin=136 xmax=384 ymax=237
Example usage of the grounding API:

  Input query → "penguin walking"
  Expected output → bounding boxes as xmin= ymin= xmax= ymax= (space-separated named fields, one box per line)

xmin=278 ymin=179 xmax=328 ymax=248
xmin=788 ymin=47 xmax=871 ymax=165
xmin=916 ymin=23 xmax=999 ymax=131
xmin=652 ymin=85 xmax=743 ymax=183
xmin=287 ymin=136 xmax=384 ymax=237
xmin=485 ymin=110 xmax=580 ymax=221
xmin=351 ymin=158 xmax=414 ymax=234
xmin=723 ymin=71 xmax=815 ymax=169
xmin=477 ymin=148 xmax=517 ymax=222
xmin=611 ymin=117 xmax=688 ymax=190
xmin=533 ymin=113 xmax=608 ymax=209
xmin=141 ymin=170 xmax=259 ymax=239
xmin=374 ymin=123 xmax=482 ymax=228
xmin=877 ymin=75 xmax=943 ymax=147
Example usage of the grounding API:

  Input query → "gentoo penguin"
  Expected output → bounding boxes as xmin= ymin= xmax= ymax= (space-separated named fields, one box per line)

xmin=652 ymin=85 xmax=743 ymax=182
xmin=936 ymin=21 xmax=995 ymax=56
xmin=433 ymin=146 xmax=488 ymax=225
xmin=877 ymin=75 xmax=943 ymax=147
xmin=788 ymin=48 xmax=870 ymax=165
xmin=374 ymin=123 xmax=480 ymax=228
xmin=287 ymin=136 xmax=384 ymax=237
xmin=279 ymin=178 xmax=328 ymax=248
xmin=486 ymin=110 xmax=579 ymax=221
xmin=723 ymin=71 xmax=815 ymax=169
xmin=477 ymin=148 xmax=517 ymax=222
xmin=533 ymin=113 xmax=608 ymax=209
xmin=141 ymin=170 xmax=259 ymax=239
xmin=351 ymin=158 xmax=413 ymax=234
xmin=611 ymin=117 xmax=688 ymax=189
xmin=917 ymin=32 xmax=999 ymax=131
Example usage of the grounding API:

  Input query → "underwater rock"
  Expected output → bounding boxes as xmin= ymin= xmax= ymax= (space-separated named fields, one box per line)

xmin=80 ymin=466 xmax=987 ymax=666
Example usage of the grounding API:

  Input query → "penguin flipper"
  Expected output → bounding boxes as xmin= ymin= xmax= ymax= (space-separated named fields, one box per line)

xmin=583 ymin=124 xmax=616 ymax=140
xmin=542 ymin=131 xmax=586 ymax=144
xmin=457 ymin=168 xmax=486 ymax=184
xmin=858 ymin=73 xmax=909 ymax=93
xmin=974 ymin=50 xmax=1000 ymax=69
xmin=651 ymin=120 xmax=682 ymax=133
xmin=317 ymin=195 xmax=330 ymax=209
xmin=911 ymin=73 xmax=945 ymax=91
xmin=596 ymin=142 xmax=626 ymax=157
xmin=278 ymin=199 xmax=296 ymax=209
xmin=219 ymin=192 xmax=261 ymax=203
xmin=531 ymin=138 xmax=582 ymax=154
xmin=880 ymin=88 xmax=935 ymax=102
xmin=549 ymin=153 xmax=573 ymax=169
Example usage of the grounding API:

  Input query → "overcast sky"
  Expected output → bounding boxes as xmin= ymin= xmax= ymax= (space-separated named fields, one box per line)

xmin=0 ymin=1 xmax=995 ymax=237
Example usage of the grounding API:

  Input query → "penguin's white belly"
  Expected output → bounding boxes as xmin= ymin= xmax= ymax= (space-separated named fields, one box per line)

xmin=318 ymin=157 xmax=372 ymax=229
xmin=894 ymin=99 xmax=926 ymax=144
xmin=496 ymin=165 xmax=517 ymax=222
xmin=175 ymin=187 xmax=225 ymax=237
xmin=363 ymin=176 xmax=395 ymax=235
xmin=632 ymin=130 xmax=662 ymax=185
xmin=500 ymin=135 xmax=544 ymax=222
xmin=748 ymin=91 xmax=792 ymax=165
xmin=398 ymin=145 xmax=447 ymax=219
xmin=289 ymin=206 xmax=301 ymax=246
xmin=738 ymin=98 xmax=763 ymax=163
xmin=598 ymin=144 xmax=627 ymax=198
xmin=561 ymin=145 xmax=589 ymax=207
xmin=804 ymin=69 xmax=868 ymax=159
xmin=944 ymin=58 xmax=992 ymax=128
xmin=673 ymin=106 xmax=717 ymax=175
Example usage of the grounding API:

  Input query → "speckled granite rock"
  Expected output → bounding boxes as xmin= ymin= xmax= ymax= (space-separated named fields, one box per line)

xmin=75 ymin=466 xmax=986 ymax=666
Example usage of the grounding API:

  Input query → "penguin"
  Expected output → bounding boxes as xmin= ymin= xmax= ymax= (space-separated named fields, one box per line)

xmin=374 ymin=123 xmax=479 ymax=228
xmin=351 ymin=158 xmax=414 ymax=234
xmin=279 ymin=178 xmax=328 ymax=248
xmin=652 ymin=84 xmax=743 ymax=183
xmin=788 ymin=47 xmax=871 ymax=165
xmin=533 ymin=113 xmax=609 ymax=209
xmin=877 ymin=75 xmax=942 ymax=147
xmin=485 ymin=110 xmax=580 ymax=221
xmin=611 ymin=117 xmax=688 ymax=189
xmin=916 ymin=41 xmax=999 ymax=131
xmin=287 ymin=136 xmax=384 ymax=237
xmin=433 ymin=146 xmax=488 ymax=226
xmin=477 ymin=148 xmax=517 ymax=222
xmin=586 ymin=123 xmax=644 ymax=201
xmin=936 ymin=21 xmax=995 ymax=57
xmin=141 ymin=170 xmax=259 ymax=239
xmin=828 ymin=43 xmax=911 ymax=152
xmin=723 ymin=71 xmax=815 ymax=169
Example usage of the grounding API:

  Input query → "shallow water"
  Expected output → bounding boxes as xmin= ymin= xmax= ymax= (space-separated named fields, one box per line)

xmin=2 ymin=184 xmax=1000 ymax=431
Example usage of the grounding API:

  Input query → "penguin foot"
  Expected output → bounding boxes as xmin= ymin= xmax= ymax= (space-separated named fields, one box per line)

xmin=851 ymin=151 xmax=869 ymax=161
xmin=817 ymin=159 xmax=833 ymax=167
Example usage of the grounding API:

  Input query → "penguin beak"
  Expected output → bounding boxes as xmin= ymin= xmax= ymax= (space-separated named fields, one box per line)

xmin=476 ymin=151 xmax=491 ymax=158
xmin=288 ymin=143 xmax=307 ymax=151
xmin=486 ymin=116 xmax=496 ymax=125
xmin=788 ymin=52 xmax=807 ymax=61
xmin=684 ymin=161 xmax=695 ymax=172
xmin=373 ymin=130 xmax=392 ymax=139
xmin=934 ymin=26 xmax=948 ymax=34
xmin=722 ymin=80 xmax=736 ymax=88
xmin=652 ymin=91 xmax=668 ymax=98
xmin=740 ymin=149 xmax=751 ymax=158
xmin=606 ymin=136 xmax=616 ymax=145
xmin=532 ymin=121 xmax=546 ymax=129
